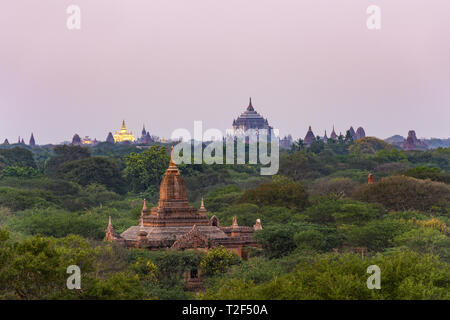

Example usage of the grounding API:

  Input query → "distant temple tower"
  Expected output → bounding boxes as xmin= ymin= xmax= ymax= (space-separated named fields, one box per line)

xmin=330 ymin=126 xmax=338 ymax=140
xmin=113 ymin=120 xmax=135 ymax=143
xmin=349 ymin=126 xmax=357 ymax=141
xmin=137 ymin=124 xmax=153 ymax=145
xmin=29 ymin=133 xmax=35 ymax=146
xmin=106 ymin=132 xmax=115 ymax=144
xmin=72 ymin=134 xmax=82 ymax=145
xmin=323 ymin=130 xmax=328 ymax=143
xmin=3 ymin=139 xmax=9 ymax=145
xmin=304 ymin=126 xmax=315 ymax=147
xmin=232 ymin=98 xmax=273 ymax=135
xmin=368 ymin=173 xmax=373 ymax=184
xmin=356 ymin=127 xmax=366 ymax=140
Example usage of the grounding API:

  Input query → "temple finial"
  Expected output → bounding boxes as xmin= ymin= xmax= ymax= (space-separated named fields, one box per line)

xmin=247 ymin=97 xmax=254 ymax=111
xmin=200 ymin=197 xmax=205 ymax=209
xmin=142 ymin=199 xmax=147 ymax=211
xmin=108 ymin=216 xmax=112 ymax=226
xmin=169 ymin=145 xmax=176 ymax=167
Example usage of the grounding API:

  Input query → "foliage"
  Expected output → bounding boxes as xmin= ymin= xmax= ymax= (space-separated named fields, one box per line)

xmin=353 ymin=175 xmax=450 ymax=212
xmin=201 ymin=250 xmax=449 ymax=300
xmin=56 ymin=157 xmax=126 ymax=194
xmin=1 ymin=166 xmax=41 ymax=179
xmin=200 ymin=246 xmax=241 ymax=276
xmin=124 ymin=146 xmax=170 ymax=193
xmin=0 ymin=147 xmax=36 ymax=169
xmin=239 ymin=180 xmax=309 ymax=210
xmin=0 ymin=233 xmax=146 ymax=299
xmin=349 ymin=137 xmax=393 ymax=155
xmin=403 ymin=166 xmax=450 ymax=184
xmin=0 ymin=187 xmax=56 ymax=211
xmin=343 ymin=219 xmax=411 ymax=251
xmin=253 ymin=225 xmax=298 ymax=259
xmin=45 ymin=145 xmax=91 ymax=176
xmin=308 ymin=177 xmax=359 ymax=197
xmin=302 ymin=197 xmax=384 ymax=225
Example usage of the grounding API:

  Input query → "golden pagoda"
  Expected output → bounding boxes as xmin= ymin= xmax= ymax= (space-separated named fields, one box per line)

xmin=113 ymin=120 xmax=135 ymax=143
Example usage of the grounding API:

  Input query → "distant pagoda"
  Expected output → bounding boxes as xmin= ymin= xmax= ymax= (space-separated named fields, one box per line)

xmin=232 ymin=98 xmax=272 ymax=135
xmin=29 ymin=133 xmax=36 ymax=146
xmin=330 ymin=126 xmax=338 ymax=140
xmin=106 ymin=132 xmax=115 ymax=144
xmin=304 ymin=126 xmax=315 ymax=147
xmin=137 ymin=124 xmax=153 ymax=144
xmin=72 ymin=134 xmax=82 ymax=145
xmin=113 ymin=120 xmax=135 ymax=143
xmin=356 ymin=127 xmax=366 ymax=140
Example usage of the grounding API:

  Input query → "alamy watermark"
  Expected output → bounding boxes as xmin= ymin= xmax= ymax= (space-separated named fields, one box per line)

xmin=66 ymin=265 xmax=81 ymax=290
xmin=366 ymin=265 xmax=381 ymax=289
xmin=171 ymin=121 xmax=279 ymax=175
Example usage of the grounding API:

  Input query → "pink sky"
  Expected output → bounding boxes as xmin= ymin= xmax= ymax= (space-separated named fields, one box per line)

xmin=1 ymin=0 xmax=449 ymax=144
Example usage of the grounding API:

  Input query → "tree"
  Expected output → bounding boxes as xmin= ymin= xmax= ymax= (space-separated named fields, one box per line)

xmin=308 ymin=177 xmax=359 ymax=198
xmin=344 ymin=219 xmax=410 ymax=251
xmin=303 ymin=197 xmax=383 ymax=225
xmin=394 ymin=226 xmax=450 ymax=263
xmin=200 ymin=250 xmax=449 ymax=300
xmin=309 ymin=137 xmax=325 ymax=154
xmin=403 ymin=166 xmax=450 ymax=184
xmin=239 ymin=181 xmax=309 ymax=210
xmin=1 ymin=166 xmax=41 ymax=178
xmin=290 ymin=138 xmax=305 ymax=153
xmin=56 ymin=157 xmax=126 ymax=194
xmin=0 ymin=232 xmax=147 ymax=299
xmin=353 ymin=175 xmax=450 ymax=211
xmin=0 ymin=147 xmax=36 ymax=168
xmin=200 ymin=246 xmax=240 ymax=276
xmin=124 ymin=146 xmax=170 ymax=193
xmin=349 ymin=137 xmax=393 ymax=155
xmin=254 ymin=225 xmax=297 ymax=259
xmin=46 ymin=145 xmax=91 ymax=176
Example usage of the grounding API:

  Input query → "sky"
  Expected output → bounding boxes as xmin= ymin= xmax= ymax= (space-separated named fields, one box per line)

xmin=1 ymin=0 xmax=449 ymax=145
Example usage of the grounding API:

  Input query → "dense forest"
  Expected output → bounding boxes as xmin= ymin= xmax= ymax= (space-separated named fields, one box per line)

xmin=0 ymin=136 xmax=448 ymax=299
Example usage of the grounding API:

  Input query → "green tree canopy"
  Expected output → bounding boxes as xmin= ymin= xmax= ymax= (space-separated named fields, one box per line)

xmin=56 ymin=157 xmax=126 ymax=194
xmin=239 ymin=180 xmax=308 ymax=210
xmin=353 ymin=175 xmax=450 ymax=211
xmin=349 ymin=137 xmax=393 ymax=155
xmin=46 ymin=145 xmax=91 ymax=176
xmin=124 ymin=146 xmax=170 ymax=193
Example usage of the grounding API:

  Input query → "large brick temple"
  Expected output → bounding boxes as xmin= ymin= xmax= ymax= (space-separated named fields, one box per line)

xmin=105 ymin=147 xmax=262 ymax=258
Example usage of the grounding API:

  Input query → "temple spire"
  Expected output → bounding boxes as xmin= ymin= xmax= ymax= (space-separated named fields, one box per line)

xmin=169 ymin=145 xmax=177 ymax=168
xmin=199 ymin=196 xmax=207 ymax=214
xmin=247 ymin=97 xmax=254 ymax=111
xmin=142 ymin=198 xmax=147 ymax=212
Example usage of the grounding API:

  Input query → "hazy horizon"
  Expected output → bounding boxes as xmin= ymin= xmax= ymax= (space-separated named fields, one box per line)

xmin=1 ymin=0 xmax=449 ymax=144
